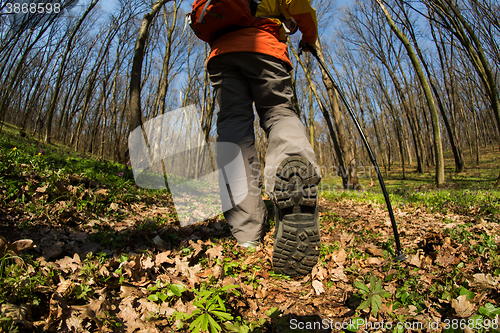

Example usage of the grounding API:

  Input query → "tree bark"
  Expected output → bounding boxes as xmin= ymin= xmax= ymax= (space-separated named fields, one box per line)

xmin=376 ymin=0 xmax=445 ymax=186
xmin=129 ymin=0 xmax=173 ymax=136
xmin=315 ymin=41 xmax=359 ymax=189
xmin=428 ymin=18 xmax=465 ymax=172
xmin=154 ymin=1 xmax=183 ymax=116
xmin=427 ymin=0 xmax=500 ymax=185
xmin=44 ymin=0 xmax=99 ymax=143
xmin=0 ymin=17 xmax=59 ymax=128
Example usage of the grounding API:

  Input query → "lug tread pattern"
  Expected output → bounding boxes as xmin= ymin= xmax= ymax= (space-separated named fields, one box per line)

xmin=272 ymin=156 xmax=321 ymax=277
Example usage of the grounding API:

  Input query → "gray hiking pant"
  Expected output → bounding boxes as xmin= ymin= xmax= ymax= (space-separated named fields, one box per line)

xmin=208 ymin=52 xmax=320 ymax=243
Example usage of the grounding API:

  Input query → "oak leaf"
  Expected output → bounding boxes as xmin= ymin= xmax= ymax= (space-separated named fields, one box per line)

xmin=155 ymin=251 xmax=173 ymax=265
xmin=205 ymin=244 xmax=224 ymax=262
xmin=452 ymin=295 xmax=474 ymax=318
xmin=471 ymin=273 xmax=499 ymax=290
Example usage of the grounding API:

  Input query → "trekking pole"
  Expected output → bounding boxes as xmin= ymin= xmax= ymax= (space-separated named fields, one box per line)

xmin=300 ymin=44 xmax=407 ymax=261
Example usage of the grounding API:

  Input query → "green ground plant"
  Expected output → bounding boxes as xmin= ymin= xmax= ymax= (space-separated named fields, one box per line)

xmin=0 ymin=253 xmax=51 ymax=307
xmin=321 ymin=187 xmax=500 ymax=219
xmin=172 ymin=284 xmax=241 ymax=333
xmin=147 ymin=281 xmax=187 ymax=304
xmin=354 ymin=275 xmax=390 ymax=317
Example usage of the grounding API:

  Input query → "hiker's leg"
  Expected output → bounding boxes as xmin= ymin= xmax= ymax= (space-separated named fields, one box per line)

xmin=237 ymin=53 xmax=321 ymax=194
xmin=237 ymin=53 xmax=322 ymax=275
xmin=207 ymin=54 xmax=268 ymax=244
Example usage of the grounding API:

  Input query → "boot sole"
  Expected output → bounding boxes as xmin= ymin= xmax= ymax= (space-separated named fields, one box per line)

xmin=272 ymin=156 xmax=321 ymax=277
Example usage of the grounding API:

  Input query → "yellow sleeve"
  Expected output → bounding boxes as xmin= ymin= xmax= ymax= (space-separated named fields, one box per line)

xmin=283 ymin=0 xmax=318 ymax=44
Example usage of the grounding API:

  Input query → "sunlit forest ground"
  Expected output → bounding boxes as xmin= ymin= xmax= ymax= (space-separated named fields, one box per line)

xmin=1 ymin=123 xmax=499 ymax=332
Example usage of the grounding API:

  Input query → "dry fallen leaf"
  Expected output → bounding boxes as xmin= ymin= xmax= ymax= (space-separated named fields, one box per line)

xmin=196 ymin=268 xmax=213 ymax=278
xmin=10 ymin=239 xmax=34 ymax=253
xmin=471 ymin=273 xmax=499 ymax=290
xmin=65 ymin=313 xmax=84 ymax=332
xmin=56 ymin=279 xmax=74 ymax=297
xmin=365 ymin=244 xmax=384 ymax=257
xmin=248 ymin=299 xmax=259 ymax=312
xmin=279 ymin=299 xmax=295 ymax=313
xmin=56 ymin=253 xmax=81 ymax=273
xmin=312 ymin=280 xmax=324 ymax=295
xmin=340 ymin=232 xmax=354 ymax=246
xmin=155 ymin=251 xmax=173 ymax=265
xmin=141 ymin=255 xmax=155 ymax=270
xmin=274 ymin=293 xmax=287 ymax=303
xmin=205 ymin=244 xmax=224 ymax=262
xmin=95 ymin=188 xmax=108 ymax=196
xmin=167 ymin=257 xmax=201 ymax=287
xmin=117 ymin=296 xmax=144 ymax=333
xmin=452 ymin=295 xmax=475 ymax=318
xmin=120 ymin=285 xmax=141 ymax=298
xmin=312 ymin=266 xmax=328 ymax=281
xmin=0 ymin=238 xmax=35 ymax=265
xmin=330 ymin=267 xmax=349 ymax=282
xmin=366 ymin=257 xmax=382 ymax=266
xmin=333 ymin=248 xmax=347 ymax=265
xmin=36 ymin=185 xmax=48 ymax=193
xmin=0 ymin=303 xmax=31 ymax=328
xmin=409 ymin=254 xmax=421 ymax=267
xmin=240 ymin=282 xmax=254 ymax=296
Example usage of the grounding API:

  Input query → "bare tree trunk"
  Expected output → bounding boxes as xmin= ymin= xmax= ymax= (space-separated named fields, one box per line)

xmin=372 ymin=65 xmax=406 ymax=179
xmin=377 ymin=0 xmax=445 ymax=186
xmin=466 ymin=73 xmax=481 ymax=164
xmin=427 ymin=0 xmax=500 ymax=184
xmin=129 ymin=0 xmax=173 ymax=135
xmin=368 ymin=103 xmax=388 ymax=175
xmin=72 ymin=23 xmax=120 ymax=151
xmin=18 ymin=38 xmax=64 ymax=136
xmin=315 ymin=41 xmax=358 ymax=189
xmin=44 ymin=0 xmax=99 ymax=143
xmin=0 ymin=17 xmax=58 ymax=128
xmin=154 ymin=1 xmax=183 ymax=116
xmin=429 ymin=0 xmax=500 ymax=135
xmin=428 ymin=19 xmax=465 ymax=172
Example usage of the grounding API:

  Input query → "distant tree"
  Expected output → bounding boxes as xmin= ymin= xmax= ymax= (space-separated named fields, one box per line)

xmin=376 ymin=0 xmax=446 ymax=186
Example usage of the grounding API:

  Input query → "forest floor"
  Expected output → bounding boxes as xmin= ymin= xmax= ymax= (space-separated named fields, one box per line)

xmin=1 ymin=124 xmax=500 ymax=333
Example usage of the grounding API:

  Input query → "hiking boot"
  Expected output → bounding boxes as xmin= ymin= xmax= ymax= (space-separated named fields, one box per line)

xmin=272 ymin=156 xmax=321 ymax=276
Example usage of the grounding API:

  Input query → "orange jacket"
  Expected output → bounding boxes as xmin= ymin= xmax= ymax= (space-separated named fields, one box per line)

xmin=208 ymin=0 xmax=318 ymax=69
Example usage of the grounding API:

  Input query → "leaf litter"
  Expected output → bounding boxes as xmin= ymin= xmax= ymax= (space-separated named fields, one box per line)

xmin=0 ymin=181 xmax=499 ymax=332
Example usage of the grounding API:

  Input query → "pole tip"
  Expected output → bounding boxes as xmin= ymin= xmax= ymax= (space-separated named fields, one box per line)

xmin=394 ymin=252 xmax=407 ymax=262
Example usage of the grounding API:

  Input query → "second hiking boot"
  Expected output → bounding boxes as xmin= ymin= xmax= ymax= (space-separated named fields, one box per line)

xmin=272 ymin=156 xmax=321 ymax=277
